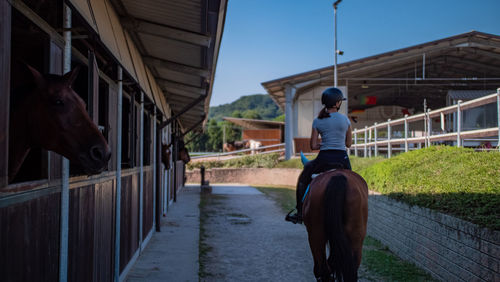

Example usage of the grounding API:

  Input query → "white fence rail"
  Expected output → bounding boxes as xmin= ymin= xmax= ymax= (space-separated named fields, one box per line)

xmin=350 ymin=89 xmax=500 ymax=157
xmin=191 ymin=143 xmax=285 ymax=160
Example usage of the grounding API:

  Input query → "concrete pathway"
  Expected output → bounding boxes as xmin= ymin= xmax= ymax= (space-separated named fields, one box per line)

xmin=126 ymin=185 xmax=200 ymax=282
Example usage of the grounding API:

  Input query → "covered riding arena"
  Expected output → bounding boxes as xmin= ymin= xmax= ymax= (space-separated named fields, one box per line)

xmin=0 ymin=0 xmax=226 ymax=281
xmin=262 ymin=31 xmax=500 ymax=158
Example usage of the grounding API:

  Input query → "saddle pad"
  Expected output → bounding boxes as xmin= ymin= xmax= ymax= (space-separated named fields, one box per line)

xmin=302 ymin=169 xmax=336 ymax=202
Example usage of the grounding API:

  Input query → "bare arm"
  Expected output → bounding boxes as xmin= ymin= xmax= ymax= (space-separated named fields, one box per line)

xmin=345 ymin=125 xmax=352 ymax=148
xmin=310 ymin=128 xmax=321 ymax=150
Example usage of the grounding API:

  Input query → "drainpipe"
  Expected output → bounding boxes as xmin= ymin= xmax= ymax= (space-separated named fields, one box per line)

xmin=60 ymin=5 xmax=71 ymax=282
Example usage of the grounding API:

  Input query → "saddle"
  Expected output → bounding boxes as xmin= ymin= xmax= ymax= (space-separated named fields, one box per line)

xmin=302 ymin=162 xmax=345 ymax=203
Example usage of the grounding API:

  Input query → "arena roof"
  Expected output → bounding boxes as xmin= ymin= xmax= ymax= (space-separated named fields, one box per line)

xmin=262 ymin=31 xmax=500 ymax=113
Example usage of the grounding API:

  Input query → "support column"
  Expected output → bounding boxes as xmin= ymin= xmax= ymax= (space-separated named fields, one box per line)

xmin=114 ymin=66 xmax=123 ymax=282
xmin=374 ymin=123 xmax=378 ymax=157
xmin=284 ymin=84 xmax=295 ymax=160
xmin=153 ymin=108 xmax=157 ymax=231
xmin=139 ymin=91 xmax=144 ymax=247
xmin=59 ymin=5 xmax=71 ymax=282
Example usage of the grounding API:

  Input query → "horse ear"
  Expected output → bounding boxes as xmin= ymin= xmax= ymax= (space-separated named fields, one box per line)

xmin=63 ymin=66 xmax=80 ymax=87
xmin=26 ymin=64 xmax=47 ymax=89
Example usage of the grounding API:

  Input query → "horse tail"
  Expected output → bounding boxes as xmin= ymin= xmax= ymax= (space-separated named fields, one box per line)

xmin=324 ymin=174 xmax=357 ymax=282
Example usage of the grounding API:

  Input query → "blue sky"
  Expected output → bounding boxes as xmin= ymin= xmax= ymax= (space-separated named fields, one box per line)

xmin=210 ymin=0 xmax=500 ymax=106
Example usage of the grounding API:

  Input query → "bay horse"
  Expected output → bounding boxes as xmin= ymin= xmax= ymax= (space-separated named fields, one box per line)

xmin=301 ymin=154 xmax=368 ymax=281
xmin=177 ymin=140 xmax=190 ymax=164
xmin=8 ymin=65 xmax=111 ymax=183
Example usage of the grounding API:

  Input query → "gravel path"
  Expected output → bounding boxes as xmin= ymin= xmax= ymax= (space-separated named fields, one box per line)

xmin=200 ymin=185 xmax=376 ymax=282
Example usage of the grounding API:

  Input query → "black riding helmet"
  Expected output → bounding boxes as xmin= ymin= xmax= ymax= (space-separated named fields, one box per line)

xmin=321 ymin=87 xmax=346 ymax=108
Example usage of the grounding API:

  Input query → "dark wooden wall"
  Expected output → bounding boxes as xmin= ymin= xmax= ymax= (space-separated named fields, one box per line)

xmin=0 ymin=192 xmax=60 ymax=282
xmin=119 ymin=173 xmax=139 ymax=272
xmin=142 ymin=168 xmax=154 ymax=238
xmin=0 ymin=0 xmax=10 ymax=188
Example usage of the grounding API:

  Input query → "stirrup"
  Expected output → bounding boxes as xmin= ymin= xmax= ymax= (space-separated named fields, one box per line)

xmin=285 ymin=209 xmax=302 ymax=224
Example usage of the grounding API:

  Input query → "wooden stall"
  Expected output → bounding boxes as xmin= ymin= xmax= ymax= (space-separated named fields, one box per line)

xmin=0 ymin=0 xmax=227 ymax=281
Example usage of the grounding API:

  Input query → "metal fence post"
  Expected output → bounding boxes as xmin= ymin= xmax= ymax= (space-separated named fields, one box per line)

xmin=374 ymin=123 xmax=378 ymax=157
xmin=404 ymin=114 xmax=408 ymax=152
xmin=457 ymin=100 xmax=462 ymax=147
xmin=387 ymin=119 xmax=392 ymax=158
xmin=364 ymin=126 xmax=368 ymax=158
xmin=368 ymin=127 xmax=372 ymax=157
xmin=427 ymin=109 xmax=432 ymax=147
xmin=354 ymin=129 xmax=358 ymax=157
xmin=497 ymin=88 xmax=500 ymax=151
xmin=424 ymin=109 xmax=428 ymax=148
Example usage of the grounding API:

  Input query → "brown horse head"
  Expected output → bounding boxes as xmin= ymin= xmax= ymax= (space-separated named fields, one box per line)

xmin=161 ymin=144 xmax=171 ymax=169
xmin=8 ymin=65 xmax=111 ymax=182
xmin=177 ymin=140 xmax=190 ymax=164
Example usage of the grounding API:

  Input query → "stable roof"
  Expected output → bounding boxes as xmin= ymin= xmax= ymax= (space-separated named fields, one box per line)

xmin=68 ymin=0 xmax=227 ymax=132
xmin=262 ymin=31 xmax=500 ymax=113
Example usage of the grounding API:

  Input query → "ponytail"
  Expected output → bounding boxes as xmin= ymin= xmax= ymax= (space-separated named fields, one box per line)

xmin=318 ymin=107 xmax=331 ymax=119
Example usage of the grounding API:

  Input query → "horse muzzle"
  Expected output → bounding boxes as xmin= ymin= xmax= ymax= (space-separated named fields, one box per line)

xmin=78 ymin=144 xmax=111 ymax=175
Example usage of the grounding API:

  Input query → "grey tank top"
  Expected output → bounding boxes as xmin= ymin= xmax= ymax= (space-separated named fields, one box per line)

xmin=312 ymin=112 xmax=351 ymax=151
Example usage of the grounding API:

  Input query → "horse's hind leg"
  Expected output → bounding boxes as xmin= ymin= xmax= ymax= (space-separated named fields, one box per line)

xmin=307 ymin=227 xmax=330 ymax=281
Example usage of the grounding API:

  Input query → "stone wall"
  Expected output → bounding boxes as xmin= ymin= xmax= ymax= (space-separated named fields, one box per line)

xmin=367 ymin=191 xmax=499 ymax=281
xmin=186 ymin=168 xmax=300 ymax=187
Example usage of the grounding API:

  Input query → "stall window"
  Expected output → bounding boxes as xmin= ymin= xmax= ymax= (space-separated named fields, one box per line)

xmin=8 ymin=10 xmax=50 ymax=184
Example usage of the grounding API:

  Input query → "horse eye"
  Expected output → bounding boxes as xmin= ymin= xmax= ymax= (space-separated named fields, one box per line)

xmin=54 ymin=99 xmax=64 ymax=106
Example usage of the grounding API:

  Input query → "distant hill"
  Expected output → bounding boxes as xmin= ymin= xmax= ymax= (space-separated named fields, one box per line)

xmin=208 ymin=94 xmax=283 ymax=121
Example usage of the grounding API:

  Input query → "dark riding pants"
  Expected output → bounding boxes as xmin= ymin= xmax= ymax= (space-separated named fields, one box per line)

xmin=296 ymin=150 xmax=351 ymax=211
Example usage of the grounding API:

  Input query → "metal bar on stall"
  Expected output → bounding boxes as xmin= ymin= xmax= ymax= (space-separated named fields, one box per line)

xmin=152 ymin=108 xmax=157 ymax=232
xmin=374 ymin=123 xmax=378 ymax=157
xmin=59 ymin=5 xmax=71 ymax=282
xmin=114 ymin=66 xmax=123 ymax=282
xmin=427 ymin=109 xmax=432 ymax=147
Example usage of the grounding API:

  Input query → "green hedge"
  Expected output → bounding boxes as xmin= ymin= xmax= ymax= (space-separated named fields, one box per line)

xmin=187 ymin=153 xmax=280 ymax=170
xmin=358 ymin=146 xmax=500 ymax=230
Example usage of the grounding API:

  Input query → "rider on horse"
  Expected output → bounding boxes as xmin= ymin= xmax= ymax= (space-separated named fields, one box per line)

xmin=286 ymin=87 xmax=353 ymax=224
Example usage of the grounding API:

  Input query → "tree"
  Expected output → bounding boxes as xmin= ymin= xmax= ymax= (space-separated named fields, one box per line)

xmin=242 ymin=109 xmax=261 ymax=120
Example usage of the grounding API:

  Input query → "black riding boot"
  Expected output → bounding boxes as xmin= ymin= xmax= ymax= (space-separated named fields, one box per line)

xmin=285 ymin=181 xmax=308 ymax=224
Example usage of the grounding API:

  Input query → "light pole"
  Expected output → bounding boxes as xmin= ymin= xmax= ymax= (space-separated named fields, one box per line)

xmin=333 ymin=0 xmax=342 ymax=87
